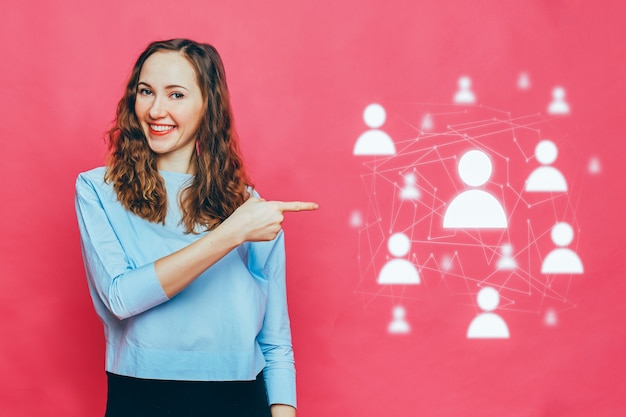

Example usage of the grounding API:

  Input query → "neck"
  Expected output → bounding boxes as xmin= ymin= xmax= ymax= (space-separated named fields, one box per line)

xmin=157 ymin=156 xmax=195 ymax=175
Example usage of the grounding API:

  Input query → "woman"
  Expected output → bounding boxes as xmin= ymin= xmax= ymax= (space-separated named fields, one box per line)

xmin=75 ymin=38 xmax=317 ymax=417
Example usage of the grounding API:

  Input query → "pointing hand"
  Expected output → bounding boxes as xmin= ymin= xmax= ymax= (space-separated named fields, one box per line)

xmin=223 ymin=197 xmax=318 ymax=243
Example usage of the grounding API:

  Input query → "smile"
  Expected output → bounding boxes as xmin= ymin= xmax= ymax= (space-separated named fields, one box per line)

xmin=149 ymin=124 xmax=176 ymax=133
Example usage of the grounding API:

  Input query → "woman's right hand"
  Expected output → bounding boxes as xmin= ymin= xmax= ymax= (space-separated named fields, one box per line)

xmin=222 ymin=197 xmax=319 ymax=244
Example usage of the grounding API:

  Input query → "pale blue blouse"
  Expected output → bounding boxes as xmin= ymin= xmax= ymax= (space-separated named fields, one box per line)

xmin=75 ymin=167 xmax=296 ymax=407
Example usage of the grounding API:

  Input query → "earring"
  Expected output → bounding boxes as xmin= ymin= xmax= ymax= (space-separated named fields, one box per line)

xmin=196 ymin=140 xmax=201 ymax=157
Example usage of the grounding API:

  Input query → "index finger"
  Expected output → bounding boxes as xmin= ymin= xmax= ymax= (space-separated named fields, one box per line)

xmin=273 ymin=201 xmax=319 ymax=212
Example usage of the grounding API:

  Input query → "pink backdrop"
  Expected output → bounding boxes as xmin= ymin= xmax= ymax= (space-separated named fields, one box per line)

xmin=2 ymin=0 xmax=625 ymax=415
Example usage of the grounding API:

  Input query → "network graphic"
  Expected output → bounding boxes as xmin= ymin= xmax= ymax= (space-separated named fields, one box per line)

xmin=351 ymin=78 xmax=586 ymax=339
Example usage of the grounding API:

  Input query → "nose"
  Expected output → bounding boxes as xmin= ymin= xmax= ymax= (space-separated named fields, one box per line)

xmin=148 ymin=96 xmax=167 ymax=119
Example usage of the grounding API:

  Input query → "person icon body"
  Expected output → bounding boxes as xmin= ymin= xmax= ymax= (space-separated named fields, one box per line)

xmin=443 ymin=150 xmax=507 ymax=229
xmin=547 ymin=86 xmax=570 ymax=115
xmin=496 ymin=244 xmax=517 ymax=270
xmin=525 ymin=140 xmax=568 ymax=192
xmin=377 ymin=232 xmax=420 ymax=284
xmin=467 ymin=287 xmax=510 ymax=339
xmin=400 ymin=172 xmax=421 ymax=200
xmin=541 ymin=222 xmax=584 ymax=274
xmin=353 ymin=103 xmax=396 ymax=155
xmin=453 ymin=76 xmax=476 ymax=104
xmin=388 ymin=306 xmax=410 ymax=334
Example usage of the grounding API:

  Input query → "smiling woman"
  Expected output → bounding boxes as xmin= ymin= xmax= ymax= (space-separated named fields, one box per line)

xmin=134 ymin=52 xmax=204 ymax=171
xmin=75 ymin=39 xmax=317 ymax=417
xmin=104 ymin=40 xmax=253 ymax=233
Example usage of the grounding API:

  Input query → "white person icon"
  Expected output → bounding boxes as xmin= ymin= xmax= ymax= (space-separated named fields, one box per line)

xmin=388 ymin=305 xmax=410 ymax=334
xmin=541 ymin=222 xmax=584 ymax=274
xmin=453 ymin=76 xmax=476 ymax=104
xmin=467 ymin=286 xmax=510 ymax=339
xmin=443 ymin=150 xmax=507 ymax=229
xmin=400 ymin=172 xmax=421 ymax=201
xmin=377 ymin=232 xmax=420 ymax=285
xmin=353 ymin=103 xmax=396 ymax=156
xmin=525 ymin=139 xmax=568 ymax=193
xmin=496 ymin=243 xmax=517 ymax=270
xmin=547 ymin=86 xmax=570 ymax=115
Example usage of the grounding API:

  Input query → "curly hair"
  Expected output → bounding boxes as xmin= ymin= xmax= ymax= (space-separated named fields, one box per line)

xmin=105 ymin=39 xmax=252 ymax=233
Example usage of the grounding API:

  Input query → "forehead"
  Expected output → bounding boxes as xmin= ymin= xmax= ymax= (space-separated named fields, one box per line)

xmin=139 ymin=51 xmax=198 ymax=87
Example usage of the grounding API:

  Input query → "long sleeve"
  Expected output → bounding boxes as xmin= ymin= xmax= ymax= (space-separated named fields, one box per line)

xmin=75 ymin=172 xmax=169 ymax=320
xmin=253 ymin=231 xmax=297 ymax=408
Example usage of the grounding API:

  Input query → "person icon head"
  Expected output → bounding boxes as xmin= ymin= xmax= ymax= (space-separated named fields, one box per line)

xmin=552 ymin=87 xmax=566 ymax=102
xmin=363 ymin=103 xmax=386 ymax=129
xmin=551 ymin=222 xmax=575 ymax=248
xmin=388 ymin=232 xmax=411 ymax=258
xmin=535 ymin=140 xmax=558 ymax=166
xmin=459 ymin=76 xmax=471 ymax=91
xmin=458 ymin=149 xmax=492 ymax=187
xmin=477 ymin=286 xmax=500 ymax=312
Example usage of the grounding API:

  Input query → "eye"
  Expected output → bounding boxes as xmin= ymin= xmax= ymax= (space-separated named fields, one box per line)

xmin=138 ymin=88 xmax=153 ymax=96
xmin=170 ymin=92 xmax=184 ymax=99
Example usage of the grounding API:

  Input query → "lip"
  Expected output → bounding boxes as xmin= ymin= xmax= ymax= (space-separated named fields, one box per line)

xmin=148 ymin=124 xmax=177 ymax=136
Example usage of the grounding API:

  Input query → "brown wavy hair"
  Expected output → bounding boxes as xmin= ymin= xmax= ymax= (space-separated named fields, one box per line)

xmin=105 ymin=39 xmax=251 ymax=233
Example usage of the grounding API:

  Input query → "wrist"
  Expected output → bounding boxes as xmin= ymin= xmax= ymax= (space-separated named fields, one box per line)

xmin=270 ymin=404 xmax=296 ymax=417
xmin=214 ymin=217 xmax=245 ymax=247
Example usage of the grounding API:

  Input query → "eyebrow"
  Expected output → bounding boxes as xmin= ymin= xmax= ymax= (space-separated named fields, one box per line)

xmin=137 ymin=81 xmax=189 ymax=91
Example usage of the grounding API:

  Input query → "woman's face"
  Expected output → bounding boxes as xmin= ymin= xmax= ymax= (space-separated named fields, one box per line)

xmin=134 ymin=51 xmax=204 ymax=173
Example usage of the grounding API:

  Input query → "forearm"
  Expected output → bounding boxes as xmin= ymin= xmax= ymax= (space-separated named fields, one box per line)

xmin=155 ymin=220 xmax=243 ymax=297
xmin=144 ymin=196 xmax=310 ymax=298
xmin=271 ymin=404 xmax=296 ymax=417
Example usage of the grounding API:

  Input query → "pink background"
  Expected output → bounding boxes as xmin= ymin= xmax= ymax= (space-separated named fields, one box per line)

xmin=2 ymin=0 xmax=625 ymax=415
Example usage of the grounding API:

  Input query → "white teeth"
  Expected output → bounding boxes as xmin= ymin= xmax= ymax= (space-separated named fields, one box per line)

xmin=150 ymin=124 xmax=175 ymax=132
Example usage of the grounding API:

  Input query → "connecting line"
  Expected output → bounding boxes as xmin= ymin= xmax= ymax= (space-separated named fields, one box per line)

xmin=354 ymin=102 xmax=584 ymax=319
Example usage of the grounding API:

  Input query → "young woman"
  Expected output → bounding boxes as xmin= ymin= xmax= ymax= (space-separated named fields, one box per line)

xmin=75 ymin=38 xmax=317 ymax=417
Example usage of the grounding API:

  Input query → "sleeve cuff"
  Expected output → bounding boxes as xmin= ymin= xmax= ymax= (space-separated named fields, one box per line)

xmin=264 ymin=367 xmax=297 ymax=408
xmin=111 ymin=263 xmax=169 ymax=319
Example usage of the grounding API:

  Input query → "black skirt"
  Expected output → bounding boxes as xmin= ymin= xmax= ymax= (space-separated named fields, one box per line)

xmin=104 ymin=371 xmax=272 ymax=417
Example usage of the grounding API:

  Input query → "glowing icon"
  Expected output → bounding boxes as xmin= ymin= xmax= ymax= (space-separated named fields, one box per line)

xmin=388 ymin=306 xmax=410 ymax=334
xmin=525 ymin=140 xmax=567 ymax=192
xmin=467 ymin=287 xmax=510 ymax=339
xmin=443 ymin=150 xmax=507 ymax=229
xmin=453 ymin=76 xmax=476 ymax=104
xmin=400 ymin=172 xmax=421 ymax=201
xmin=377 ymin=233 xmax=420 ymax=284
xmin=353 ymin=103 xmax=396 ymax=156
xmin=547 ymin=86 xmax=570 ymax=115
xmin=541 ymin=222 xmax=583 ymax=274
